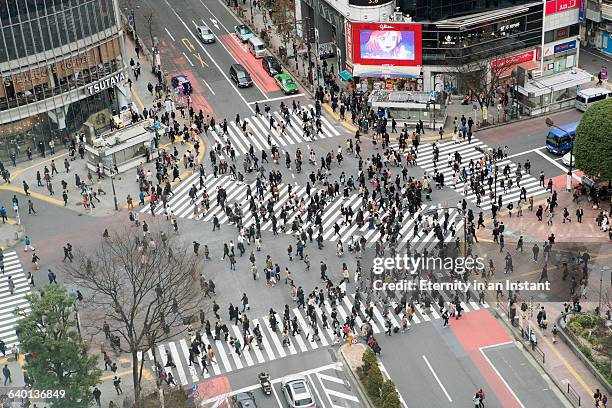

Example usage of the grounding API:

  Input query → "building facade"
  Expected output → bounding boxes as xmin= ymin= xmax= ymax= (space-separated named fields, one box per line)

xmin=0 ymin=0 xmax=129 ymax=161
xmin=300 ymin=0 xmax=590 ymax=97
xmin=584 ymin=0 xmax=612 ymax=55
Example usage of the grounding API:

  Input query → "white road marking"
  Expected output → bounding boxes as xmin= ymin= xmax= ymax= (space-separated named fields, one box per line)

xmin=378 ymin=362 xmax=409 ymax=408
xmin=164 ymin=27 xmax=176 ymax=41
xmin=199 ymin=0 xmax=233 ymax=33
xmin=534 ymin=149 xmax=581 ymax=180
xmin=182 ymin=52 xmax=194 ymax=66
xmin=479 ymin=345 xmax=526 ymax=408
xmin=202 ymin=79 xmax=216 ymax=95
xmin=326 ymin=388 xmax=360 ymax=402
xmin=422 ymin=355 xmax=452 ymax=402
xmin=506 ymin=146 xmax=545 ymax=159
xmin=199 ymin=363 xmax=340 ymax=405
xmin=271 ymin=381 xmax=285 ymax=407
xmin=317 ymin=372 xmax=346 ymax=385
xmin=163 ymin=0 xmax=254 ymax=114
xmin=248 ymin=94 xmax=306 ymax=104
xmin=307 ymin=373 xmax=326 ymax=407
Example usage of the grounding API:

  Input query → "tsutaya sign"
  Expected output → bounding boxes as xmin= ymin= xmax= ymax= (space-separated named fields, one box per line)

xmin=87 ymin=72 xmax=125 ymax=95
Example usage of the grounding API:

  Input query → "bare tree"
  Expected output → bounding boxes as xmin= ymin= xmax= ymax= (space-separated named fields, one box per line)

xmin=451 ymin=57 xmax=513 ymax=126
xmin=143 ymin=11 xmax=156 ymax=52
xmin=63 ymin=228 xmax=209 ymax=408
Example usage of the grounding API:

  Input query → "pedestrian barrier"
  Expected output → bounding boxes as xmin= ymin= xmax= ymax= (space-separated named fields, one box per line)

xmin=567 ymin=383 xmax=581 ymax=406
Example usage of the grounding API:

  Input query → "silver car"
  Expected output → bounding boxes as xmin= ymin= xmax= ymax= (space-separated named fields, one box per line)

xmin=281 ymin=375 xmax=316 ymax=408
xmin=196 ymin=24 xmax=215 ymax=43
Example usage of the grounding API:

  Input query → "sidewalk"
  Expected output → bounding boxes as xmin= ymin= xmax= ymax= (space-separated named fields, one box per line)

xmin=477 ymin=188 xmax=611 ymax=407
xmin=0 ymin=35 xmax=204 ymax=217
xmin=494 ymin=189 xmax=610 ymax=244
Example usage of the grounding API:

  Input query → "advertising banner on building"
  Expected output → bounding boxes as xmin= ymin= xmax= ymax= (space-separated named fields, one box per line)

xmin=345 ymin=20 xmax=353 ymax=64
xmin=554 ymin=40 xmax=576 ymax=53
xmin=492 ymin=50 xmax=535 ymax=69
xmin=351 ymin=22 xmax=422 ymax=67
xmin=578 ymin=0 xmax=585 ymax=21
xmin=545 ymin=0 xmax=579 ymax=15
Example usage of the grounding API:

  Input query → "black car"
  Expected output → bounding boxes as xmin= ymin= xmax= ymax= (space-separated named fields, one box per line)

xmin=229 ymin=64 xmax=253 ymax=88
xmin=261 ymin=56 xmax=282 ymax=77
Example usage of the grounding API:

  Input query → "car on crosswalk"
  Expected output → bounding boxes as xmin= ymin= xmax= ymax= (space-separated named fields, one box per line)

xmin=274 ymin=73 xmax=298 ymax=95
xmin=234 ymin=25 xmax=254 ymax=42
xmin=281 ymin=375 xmax=316 ymax=408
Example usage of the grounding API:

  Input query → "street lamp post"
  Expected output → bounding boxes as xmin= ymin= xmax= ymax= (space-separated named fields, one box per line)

xmin=599 ymin=266 xmax=610 ymax=313
xmin=545 ymin=118 xmax=573 ymax=191
xmin=111 ymin=174 xmax=119 ymax=211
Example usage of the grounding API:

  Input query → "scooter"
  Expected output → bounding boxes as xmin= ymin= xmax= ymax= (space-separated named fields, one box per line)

xmin=258 ymin=372 xmax=272 ymax=396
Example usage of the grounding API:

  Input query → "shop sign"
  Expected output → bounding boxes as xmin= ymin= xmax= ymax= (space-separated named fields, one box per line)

xmin=318 ymin=42 xmax=336 ymax=59
xmin=87 ymin=72 xmax=125 ymax=95
xmin=545 ymin=0 xmax=578 ymax=15
xmin=441 ymin=35 xmax=456 ymax=46
xmin=554 ymin=40 xmax=576 ymax=54
xmin=578 ymin=0 xmax=585 ymax=21
xmin=349 ymin=0 xmax=393 ymax=5
xmin=498 ymin=22 xmax=520 ymax=33
xmin=345 ymin=20 xmax=353 ymax=64
xmin=542 ymin=45 xmax=555 ymax=58
xmin=555 ymin=27 xmax=569 ymax=40
xmin=492 ymin=50 xmax=534 ymax=69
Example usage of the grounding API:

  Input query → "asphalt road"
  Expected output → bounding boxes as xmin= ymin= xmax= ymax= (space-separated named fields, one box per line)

xmin=122 ymin=0 xmax=311 ymax=118
xmin=0 ymin=1 xmax=587 ymax=405
xmin=476 ymin=109 xmax=584 ymax=183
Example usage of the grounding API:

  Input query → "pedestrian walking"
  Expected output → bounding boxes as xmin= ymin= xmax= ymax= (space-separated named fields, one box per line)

xmin=2 ymin=364 xmax=11 ymax=385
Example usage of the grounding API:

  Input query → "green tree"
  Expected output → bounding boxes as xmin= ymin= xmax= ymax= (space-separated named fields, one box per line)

xmin=16 ymin=285 xmax=101 ymax=408
xmin=365 ymin=363 xmax=384 ymax=401
xmin=379 ymin=380 xmax=402 ymax=408
xmin=574 ymin=98 xmax=612 ymax=180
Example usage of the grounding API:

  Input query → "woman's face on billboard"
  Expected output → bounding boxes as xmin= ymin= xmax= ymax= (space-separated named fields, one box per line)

xmin=378 ymin=31 xmax=400 ymax=52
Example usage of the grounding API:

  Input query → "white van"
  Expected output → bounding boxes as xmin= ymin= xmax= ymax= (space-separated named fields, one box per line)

xmin=248 ymin=37 xmax=267 ymax=59
xmin=575 ymin=88 xmax=612 ymax=111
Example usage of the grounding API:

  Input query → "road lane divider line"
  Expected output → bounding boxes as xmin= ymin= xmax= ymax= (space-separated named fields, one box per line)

xmin=182 ymin=52 xmax=194 ymax=66
xmin=478 ymin=346 xmax=526 ymax=408
xmin=164 ymin=0 xmax=255 ymax=114
xmin=422 ymin=355 xmax=453 ymax=403
xmin=164 ymin=27 xmax=176 ymax=41
xmin=535 ymin=149 xmax=581 ymax=180
xmin=199 ymin=1 xmax=233 ymax=33
xmin=202 ymin=79 xmax=216 ymax=95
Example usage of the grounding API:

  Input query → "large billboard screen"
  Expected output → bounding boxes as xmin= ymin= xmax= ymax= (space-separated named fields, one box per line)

xmin=352 ymin=23 xmax=422 ymax=66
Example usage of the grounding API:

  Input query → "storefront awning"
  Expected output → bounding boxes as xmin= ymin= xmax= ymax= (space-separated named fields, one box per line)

xmin=351 ymin=65 xmax=421 ymax=79
xmin=518 ymin=68 xmax=594 ymax=97
xmin=499 ymin=60 xmax=539 ymax=79
xmin=338 ymin=70 xmax=352 ymax=81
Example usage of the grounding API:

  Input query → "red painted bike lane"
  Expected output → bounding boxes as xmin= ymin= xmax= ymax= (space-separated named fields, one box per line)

xmin=220 ymin=34 xmax=279 ymax=93
xmin=450 ymin=310 xmax=524 ymax=408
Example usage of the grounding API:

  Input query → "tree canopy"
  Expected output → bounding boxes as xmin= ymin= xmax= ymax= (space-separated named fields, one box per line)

xmin=574 ymin=98 xmax=612 ymax=180
xmin=16 ymin=284 xmax=101 ymax=408
xmin=63 ymin=227 xmax=208 ymax=408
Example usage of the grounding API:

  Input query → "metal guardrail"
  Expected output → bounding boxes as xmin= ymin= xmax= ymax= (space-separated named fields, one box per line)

xmin=567 ymin=383 xmax=581 ymax=407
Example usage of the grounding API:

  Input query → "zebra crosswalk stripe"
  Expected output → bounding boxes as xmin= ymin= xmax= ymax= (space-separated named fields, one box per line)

xmin=139 ymin=294 xmax=489 ymax=387
xmin=206 ymin=104 xmax=342 ymax=162
xmin=410 ymin=137 xmax=549 ymax=210
xmin=0 ymin=252 xmax=31 ymax=346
